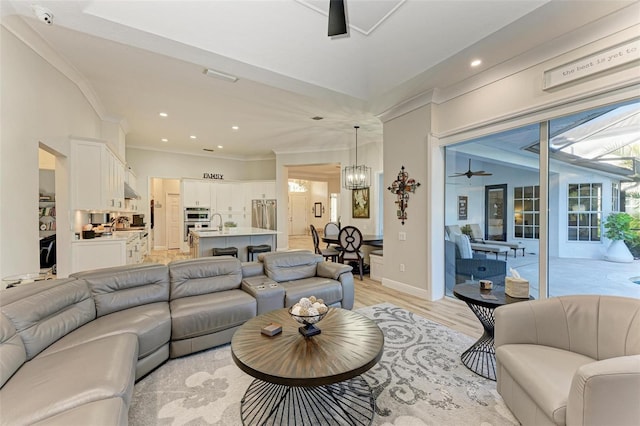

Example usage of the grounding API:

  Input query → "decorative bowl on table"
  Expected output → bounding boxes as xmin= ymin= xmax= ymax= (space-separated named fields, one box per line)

xmin=289 ymin=296 xmax=329 ymax=337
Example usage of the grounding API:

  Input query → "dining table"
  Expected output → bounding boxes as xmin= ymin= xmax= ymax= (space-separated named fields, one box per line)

xmin=322 ymin=234 xmax=384 ymax=247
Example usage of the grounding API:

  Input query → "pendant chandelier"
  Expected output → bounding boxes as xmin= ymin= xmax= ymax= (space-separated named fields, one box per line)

xmin=342 ymin=125 xmax=371 ymax=190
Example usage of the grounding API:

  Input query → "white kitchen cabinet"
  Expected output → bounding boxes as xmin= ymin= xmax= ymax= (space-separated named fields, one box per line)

xmin=71 ymin=239 xmax=126 ymax=273
xmin=215 ymin=182 xmax=246 ymax=213
xmin=71 ymin=139 xmax=125 ymax=211
xmin=215 ymin=183 xmax=232 ymax=213
xmin=182 ymin=180 xmax=211 ymax=207
xmin=247 ymin=181 xmax=276 ymax=200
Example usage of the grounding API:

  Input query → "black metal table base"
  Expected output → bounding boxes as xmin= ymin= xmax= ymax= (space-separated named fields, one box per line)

xmin=240 ymin=376 xmax=375 ymax=426
xmin=461 ymin=302 xmax=497 ymax=381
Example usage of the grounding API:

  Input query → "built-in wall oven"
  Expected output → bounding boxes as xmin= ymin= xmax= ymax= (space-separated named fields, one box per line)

xmin=184 ymin=207 xmax=211 ymax=241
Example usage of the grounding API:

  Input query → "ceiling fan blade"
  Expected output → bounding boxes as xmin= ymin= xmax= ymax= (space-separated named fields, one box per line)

xmin=448 ymin=173 xmax=467 ymax=177
xmin=472 ymin=172 xmax=493 ymax=176
xmin=328 ymin=0 xmax=347 ymax=36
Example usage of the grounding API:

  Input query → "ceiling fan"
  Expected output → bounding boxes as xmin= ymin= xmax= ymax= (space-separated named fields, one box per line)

xmin=328 ymin=0 xmax=347 ymax=36
xmin=449 ymin=159 xmax=493 ymax=179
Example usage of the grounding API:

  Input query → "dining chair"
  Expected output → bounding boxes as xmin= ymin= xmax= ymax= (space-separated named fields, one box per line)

xmin=310 ymin=224 xmax=339 ymax=262
xmin=338 ymin=225 xmax=365 ymax=280
xmin=323 ymin=222 xmax=341 ymax=249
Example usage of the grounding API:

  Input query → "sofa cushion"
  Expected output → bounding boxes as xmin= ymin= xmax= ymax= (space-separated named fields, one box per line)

xmin=170 ymin=289 xmax=256 ymax=340
xmin=0 ymin=279 xmax=95 ymax=360
xmin=72 ymin=264 xmax=170 ymax=317
xmin=38 ymin=302 xmax=171 ymax=360
xmin=262 ymin=251 xmax=323 ymax=282
xmin=0 ymin=313 xmax=26 ymax=388
xmin=0 ymin=333 xmax=138 ymax=425
xmin=31 ymin=397 xmax=129 ymax=426
xmin=497 ymin=344 xmax=594 ymax=424
xmin=169 ymin=257 xmax=243 ymax=299
xmin=280 ymin=277 xmax=343 ymax=307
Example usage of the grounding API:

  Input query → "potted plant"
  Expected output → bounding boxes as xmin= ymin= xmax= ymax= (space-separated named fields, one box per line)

xmin=460 ymin=224 xmax=473 ymax=238
xmin=603 ymin=212 xmax=634 ymax=263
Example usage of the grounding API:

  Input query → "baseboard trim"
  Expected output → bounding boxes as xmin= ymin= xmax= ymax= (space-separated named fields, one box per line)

xmin=382 ymin=278 xmax=431 ymax=300
xmin=154 ymin=245 xmax=167 ymax=250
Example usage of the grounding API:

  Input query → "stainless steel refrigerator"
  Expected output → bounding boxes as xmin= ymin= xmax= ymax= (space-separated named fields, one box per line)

xmin=252 ymin=199 xmax=277 ymax=230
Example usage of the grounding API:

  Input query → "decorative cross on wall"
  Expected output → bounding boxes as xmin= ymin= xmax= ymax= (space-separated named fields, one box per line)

xmin=388 ymin=165 xmax=421 ymax=225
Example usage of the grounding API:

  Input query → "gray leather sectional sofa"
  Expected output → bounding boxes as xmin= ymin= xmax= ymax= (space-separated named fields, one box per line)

xmin=0 ymin=251 xmax=353 ymax=425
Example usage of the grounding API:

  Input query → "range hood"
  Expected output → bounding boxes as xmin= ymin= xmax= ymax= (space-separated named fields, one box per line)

xmin=124 ymin=182 xmax=140 ymax=199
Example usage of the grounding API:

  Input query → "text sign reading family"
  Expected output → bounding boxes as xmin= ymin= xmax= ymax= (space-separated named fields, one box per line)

xmin=543 ymin=38 xmax=639 ymax=90
xmin=203 ymin=173 xmax=224 ymax=180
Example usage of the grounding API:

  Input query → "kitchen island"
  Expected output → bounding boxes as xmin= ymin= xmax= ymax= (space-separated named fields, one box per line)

xmin=190 ymin=227 xmax=278 ymax=261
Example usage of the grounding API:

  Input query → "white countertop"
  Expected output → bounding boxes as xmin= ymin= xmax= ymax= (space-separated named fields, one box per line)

xmin=72 ymin=229 xmax=148 ymax=243
xmin=192 ymin=227 xmax=278 ymax=238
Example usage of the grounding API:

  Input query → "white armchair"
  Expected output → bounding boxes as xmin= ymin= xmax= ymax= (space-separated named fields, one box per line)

xmin=495 ymin=295 xmax=640 ymax=426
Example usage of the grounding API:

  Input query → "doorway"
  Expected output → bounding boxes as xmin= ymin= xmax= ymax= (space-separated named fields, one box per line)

xmin=166 ymin=193 xmax=181 ymax=249
xmin=485 ymin=184 xmax=507 ymax=241
xmin=289 ymin=194 xmax=308 ymax=235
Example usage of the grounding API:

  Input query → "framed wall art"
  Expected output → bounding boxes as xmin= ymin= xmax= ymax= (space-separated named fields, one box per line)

xmin=314 ymin=202 xmax=323 ymax=218
xmin=458 ymin=196 xmax=468 ymax=220
xmin=352 ymin=188 xmax=370 ymax=219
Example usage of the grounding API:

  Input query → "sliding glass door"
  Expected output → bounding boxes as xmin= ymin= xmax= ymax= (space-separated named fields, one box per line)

xmin=444 ymin=98 xmax=640 ymax=300
xmin=444 ymin=125 xmax=540 ymax=298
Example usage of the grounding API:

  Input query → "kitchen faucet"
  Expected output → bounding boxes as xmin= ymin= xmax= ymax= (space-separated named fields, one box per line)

xmin=211 ymin=213 xmax=223 ymax=231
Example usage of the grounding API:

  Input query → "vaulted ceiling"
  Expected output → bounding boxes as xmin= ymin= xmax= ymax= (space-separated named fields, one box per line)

xmin=2 ymin=0 xmax=635 ymax=159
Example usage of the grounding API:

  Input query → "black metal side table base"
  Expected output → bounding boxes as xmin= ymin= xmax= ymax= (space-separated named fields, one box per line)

xmin=460 ymin=330 xmax=496 ymax=381
xmin=240 ymin=376 xmax=375 ymax=426
xmin=461 ymin=302 xmax=497 ymax=381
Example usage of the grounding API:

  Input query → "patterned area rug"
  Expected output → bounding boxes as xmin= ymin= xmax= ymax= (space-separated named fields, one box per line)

xmin=129 ymin=303 xmax=517 ymax=425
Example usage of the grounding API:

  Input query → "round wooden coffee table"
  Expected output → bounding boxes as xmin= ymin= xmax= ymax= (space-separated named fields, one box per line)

xmin=231 ymin=308 xmax=384 ymax=426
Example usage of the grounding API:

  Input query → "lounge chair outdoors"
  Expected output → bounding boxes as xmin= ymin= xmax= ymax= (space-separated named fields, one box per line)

xmin=445 ymin=233 xmax=507 ymax=289
xmin=468 ymin=224 xmax=525 ymax=257
xmin=446 ymin=225 xmax=510 ymax=260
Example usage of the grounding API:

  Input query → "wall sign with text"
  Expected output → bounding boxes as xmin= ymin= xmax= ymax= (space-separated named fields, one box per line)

xmin=543 ymin=38 xmax=639 ymax=90
xmin=202 ymin=173 xmax=224 ymax=180
xmin=458 ymin=196 xmax=468 ymax=220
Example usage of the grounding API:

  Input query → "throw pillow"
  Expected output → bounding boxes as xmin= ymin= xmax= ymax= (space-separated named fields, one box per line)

xmin=455 ymin=233 xmax=473 ymax=259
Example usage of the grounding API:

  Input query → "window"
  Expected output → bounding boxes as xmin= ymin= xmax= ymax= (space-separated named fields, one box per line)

xmin=567 ymin=183 xmax=602 ymax=241
xmin=612 ymin=182 xmax=620 ymax=211
xmin=514 ymin=185 xmax=539 ymax=239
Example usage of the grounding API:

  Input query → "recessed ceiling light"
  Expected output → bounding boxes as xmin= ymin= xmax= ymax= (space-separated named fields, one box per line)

xmin=231 ymin=126 xmax=239 ymax=130
xmin=159 ymin=112 xmax=168 ymax=117
xmin=190 ymin=135 xmax=197 ymax=140
xmin=470 ymin=59 xmax=482 ymax=67
xmin=161 ymin=138 xmax=168 ymax=142
xmin=217 ymin=145 xmax=224 ymax=149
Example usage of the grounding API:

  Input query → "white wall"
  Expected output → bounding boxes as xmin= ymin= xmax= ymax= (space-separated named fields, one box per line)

xmin=382 ymin=104 xmax=431 ymax=299
xmin=1 ymin=26 xmax=102 ymax=279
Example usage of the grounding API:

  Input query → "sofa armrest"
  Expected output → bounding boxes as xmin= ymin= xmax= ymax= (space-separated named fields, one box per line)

xmin=567 ymin=355 xmax=640 ymax=426
xmin=316 ymin=262 xmax=355 ymax=310
xmin=317 ymin=262 xmax=352 ymax=280
xmin=495 ymin=301 xmax=539 ymax=348
xmin=241 ymin=276 xmax=285 ymax=315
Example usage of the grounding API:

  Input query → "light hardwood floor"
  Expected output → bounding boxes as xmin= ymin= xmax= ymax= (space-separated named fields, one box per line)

xmin=147 ymin=236 xmax=483 ymax=338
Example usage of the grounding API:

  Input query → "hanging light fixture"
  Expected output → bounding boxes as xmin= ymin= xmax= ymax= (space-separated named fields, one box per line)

xmin=342 ymin=125 xmax=371 ymax=190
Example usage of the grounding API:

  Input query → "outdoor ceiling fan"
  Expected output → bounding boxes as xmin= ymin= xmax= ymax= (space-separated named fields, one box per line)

xmin=328 ymin=0 xmax=347 ymax=36
xmin=449 ymin=159 xmax=493 ymax=179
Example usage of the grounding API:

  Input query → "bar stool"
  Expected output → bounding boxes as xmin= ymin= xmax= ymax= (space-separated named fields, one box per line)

xmin=212 ymin=247 xmax=238 ymax=258
xmin=247 ymin=244 xmax=271 ymax=261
